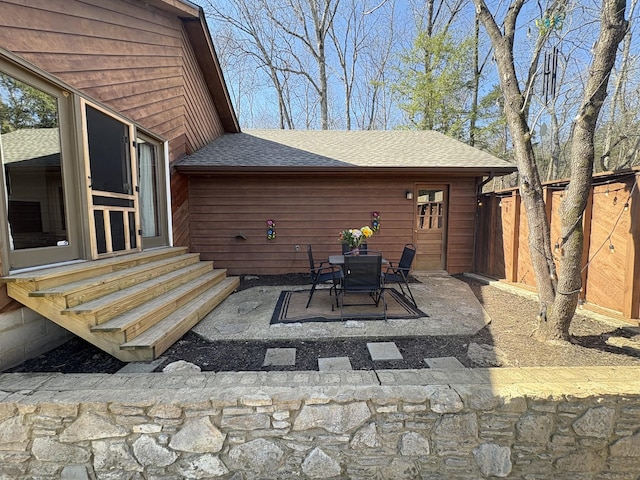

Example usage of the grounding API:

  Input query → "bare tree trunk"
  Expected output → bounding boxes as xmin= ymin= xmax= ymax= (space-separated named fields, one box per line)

xmin=469 ymin=13 xmax=480 ymax=146
xmin=474 ymin=0 xmax=557 ymax=310
xmin=600 ymin=0 xmax=637 ymax=171
xmin=541 ymin=0 xmax=628 ymax=340
xmin=474 ymin=0 xmax=628 ymax=341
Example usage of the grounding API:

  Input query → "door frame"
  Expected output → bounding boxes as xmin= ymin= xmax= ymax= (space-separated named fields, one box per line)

xmin=137 ymin=132 xmax=171 ymax=250
xmin=413 ymin=183 xmax=449 ymax=270
xmin=80 ymin=99 xmax=141 ymax=259
xmin=0 ymin=56 xmax=83 ymax=272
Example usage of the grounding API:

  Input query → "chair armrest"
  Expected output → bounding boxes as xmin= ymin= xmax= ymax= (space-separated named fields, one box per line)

xmin=314 ymin=264 xmax=342 ymax=276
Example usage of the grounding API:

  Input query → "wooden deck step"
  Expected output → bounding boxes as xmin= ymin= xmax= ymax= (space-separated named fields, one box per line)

xmin=91 ymin=269 xmax=228 ymax=342
xmin=62 ymin=261 xmax=214 ymax=324
xmin=120 ymin=276 xmax=240 ymax=360
xmin=30 ymin=254 xmax=202 ymax=308
xmin=4 ymin=247 xmax=189 ymax=291
xmin=4 ymin=248 xmax=241 ymax=362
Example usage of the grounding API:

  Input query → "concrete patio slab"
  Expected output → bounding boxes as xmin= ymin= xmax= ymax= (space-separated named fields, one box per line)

xmin=194 ymin=272 xmax=490 ymax=342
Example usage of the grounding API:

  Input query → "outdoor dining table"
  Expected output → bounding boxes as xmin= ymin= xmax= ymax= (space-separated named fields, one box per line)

xmin=328 ymin=254 xmax=388 ymax=266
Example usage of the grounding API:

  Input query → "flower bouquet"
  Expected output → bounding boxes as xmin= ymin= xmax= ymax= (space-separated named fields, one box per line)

xmin=338 ymin=226 xmax=374 ymax=251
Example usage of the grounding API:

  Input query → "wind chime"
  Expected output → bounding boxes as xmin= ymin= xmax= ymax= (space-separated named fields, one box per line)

xmin=543 ymin=45 xmax=559 ymax=104
xmin=536 ymin=1 xmax=565 ymax=104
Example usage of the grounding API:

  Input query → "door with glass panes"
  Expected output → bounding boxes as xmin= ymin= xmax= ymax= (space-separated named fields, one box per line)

xmin=81 ymin=100 xmax=141 ymax=258
xmin=413 ymin=185 xmax=448 ymax=270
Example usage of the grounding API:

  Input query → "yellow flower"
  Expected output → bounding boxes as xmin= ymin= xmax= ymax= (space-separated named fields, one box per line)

xmin=361 ymin=226 xmax=373 ymax=238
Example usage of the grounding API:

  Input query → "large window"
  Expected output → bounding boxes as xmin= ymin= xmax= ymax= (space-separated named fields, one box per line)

xmin=0 ymin=71 xmax=69 ymax=250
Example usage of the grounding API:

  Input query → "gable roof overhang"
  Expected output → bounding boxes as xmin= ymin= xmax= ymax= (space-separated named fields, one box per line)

xmin=175 ymin=130 xmax=517 ymax=177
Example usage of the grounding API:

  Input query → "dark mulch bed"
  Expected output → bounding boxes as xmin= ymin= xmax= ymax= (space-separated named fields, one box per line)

xmin=5 ymin=273 xmax=640 ymax=374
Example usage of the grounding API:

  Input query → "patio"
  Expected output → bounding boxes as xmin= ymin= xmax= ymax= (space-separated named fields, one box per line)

xmin=193 ymin=271 xmax=489 ymax=342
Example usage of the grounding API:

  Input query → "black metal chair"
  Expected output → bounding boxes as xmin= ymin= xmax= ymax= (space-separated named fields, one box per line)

xmin=306 ymin=245 xmax=342 ymax=309
xmin=339 ymin=253 xmax=386 ymax=321
xmin=384 ymin=243 xmax=418 ymax=307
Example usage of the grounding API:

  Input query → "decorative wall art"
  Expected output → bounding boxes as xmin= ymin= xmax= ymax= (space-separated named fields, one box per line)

xmin=267 ymin=219 xmax=276 ymax=240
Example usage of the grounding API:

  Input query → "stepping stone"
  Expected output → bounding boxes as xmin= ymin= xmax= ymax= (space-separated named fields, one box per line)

xmin=263 ymin=348 xmax=296 ymax=366
xmin=116 ymin=359 xmax=164 ymax=374
xmin=318 ymin=357 xmax=353 ymax=371
xmin=367 ymin=342 xmax=403 ymax=361
xmin=424 ymin=356 xmax=465 ymax=369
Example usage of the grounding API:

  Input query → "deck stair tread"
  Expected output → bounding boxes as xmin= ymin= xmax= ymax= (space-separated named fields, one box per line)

xmin=3 ymin=247 xmax=189 ymax=289
xmin=30 ymin=253 xmax=202 ymax=304
xmin=62 ymin=261 xmax=213 ymax=320
xmin=92 ymin=269 xmax=227 ymax=335
xmin=3 ymin=248 xmax=239 ymax=362
xmin=120 ymin=276 xmax=239 ymax=353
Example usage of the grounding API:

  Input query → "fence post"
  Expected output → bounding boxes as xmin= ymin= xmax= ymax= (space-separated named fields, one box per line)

xmin=507 ymin=191 xmax=520 ymax=283
xmin=580 ymin=187 xmax=594 ymax=306
xmin=623 ymin=174 xmax=640 ymax=319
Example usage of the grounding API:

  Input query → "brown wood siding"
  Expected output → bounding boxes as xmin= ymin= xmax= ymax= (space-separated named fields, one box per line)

xmin=170 ymin=171 xmax=190 ymax=248
xmin=188 ymin=174 xmax=479 ymax=276
xmin=180 ymin=26 xmax=225 ymax=154
xmin=0 ymin=0 xmax=225 ymax=161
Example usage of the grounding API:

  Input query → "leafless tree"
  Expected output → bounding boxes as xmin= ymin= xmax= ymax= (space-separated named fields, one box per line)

xmin=600 ymin=0 xmax=640 ymax=171
xmin=328 ymin=0 xmax=399 ymax=129
xmin=205 ymin=0 xmax=296 ymax=129
xmin=473 ymin=0 xmax=629 ymax=341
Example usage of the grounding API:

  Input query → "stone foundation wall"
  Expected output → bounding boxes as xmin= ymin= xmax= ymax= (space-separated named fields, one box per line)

xmin=1 ymin=367 xmax=639 ymax=479
xmin=0 ymin=308 xmax=71 ymax=372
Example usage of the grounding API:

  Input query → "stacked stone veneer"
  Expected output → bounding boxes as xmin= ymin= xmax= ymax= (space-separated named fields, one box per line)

xmin=1 ymin=367 xmax=639 ymax=479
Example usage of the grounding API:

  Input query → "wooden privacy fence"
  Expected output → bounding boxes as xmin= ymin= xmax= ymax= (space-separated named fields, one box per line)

xmin=475 ymin=169 xmax=640 ymax=322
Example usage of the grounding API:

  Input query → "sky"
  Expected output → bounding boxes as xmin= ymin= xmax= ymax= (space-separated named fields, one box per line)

xmin=201 ymin=0 xmax=639 ymax=136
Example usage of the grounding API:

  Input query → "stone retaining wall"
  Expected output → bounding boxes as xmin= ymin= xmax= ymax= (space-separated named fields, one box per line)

xmin=1 ymin=367 xmax=639 ymax=479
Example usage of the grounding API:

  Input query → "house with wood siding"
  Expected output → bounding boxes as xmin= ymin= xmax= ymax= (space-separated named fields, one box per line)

xmin=176 ymin=129 xmax=515 ymax=275
xmin=0 ymin=0 xmax=515 ymax=369
xmin=0 ymin=0 xmax=240 ymax=369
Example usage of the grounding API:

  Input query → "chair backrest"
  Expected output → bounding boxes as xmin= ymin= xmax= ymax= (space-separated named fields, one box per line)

xmin=398 ymin=243 xmax=417 ymax=271
xmin=343 ymin=254 xmax=382 ymax=291
xmin=307 ymin=245 xmax=316 ymax=276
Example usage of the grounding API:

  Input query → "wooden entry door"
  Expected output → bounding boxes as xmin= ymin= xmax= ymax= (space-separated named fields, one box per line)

xmin=82 ymin=101 xmax=141 ymax=258
xmin=413 ymin=185 xmax=448 ymax=270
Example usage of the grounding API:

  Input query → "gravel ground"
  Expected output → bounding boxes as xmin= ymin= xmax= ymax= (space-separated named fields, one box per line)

xmin=5 ymin=274 xmax=640 ymax=373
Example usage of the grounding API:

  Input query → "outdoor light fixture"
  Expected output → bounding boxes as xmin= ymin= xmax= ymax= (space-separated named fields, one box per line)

xmin=405 ymin=190 xmax=413 ymax=200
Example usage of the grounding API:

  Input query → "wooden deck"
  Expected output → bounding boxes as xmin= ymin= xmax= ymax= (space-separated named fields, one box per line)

xmin=2 ymin=247 xmax=239 ymax=362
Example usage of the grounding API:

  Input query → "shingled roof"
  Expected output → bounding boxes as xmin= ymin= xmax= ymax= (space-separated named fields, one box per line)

xmin=1 ymin=128 xmax=60 ymax=166
xmin=176 ymin=129 xmax=515 ymax=174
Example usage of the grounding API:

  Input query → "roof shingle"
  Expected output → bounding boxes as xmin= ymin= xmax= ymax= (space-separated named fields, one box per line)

xmin=177 ymin=129 xmax=515 ymax=171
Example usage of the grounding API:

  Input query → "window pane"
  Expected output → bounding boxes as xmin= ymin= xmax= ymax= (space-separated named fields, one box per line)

xmin=0 ymin=72 xmax=68 ymax=250
xmin=417 ymin=189 xmax=444 ymax=230
xmin=137 ymin=140 xmax=159 ymax=237
xmin=85 ymin=105 xmax=131 ymax=194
